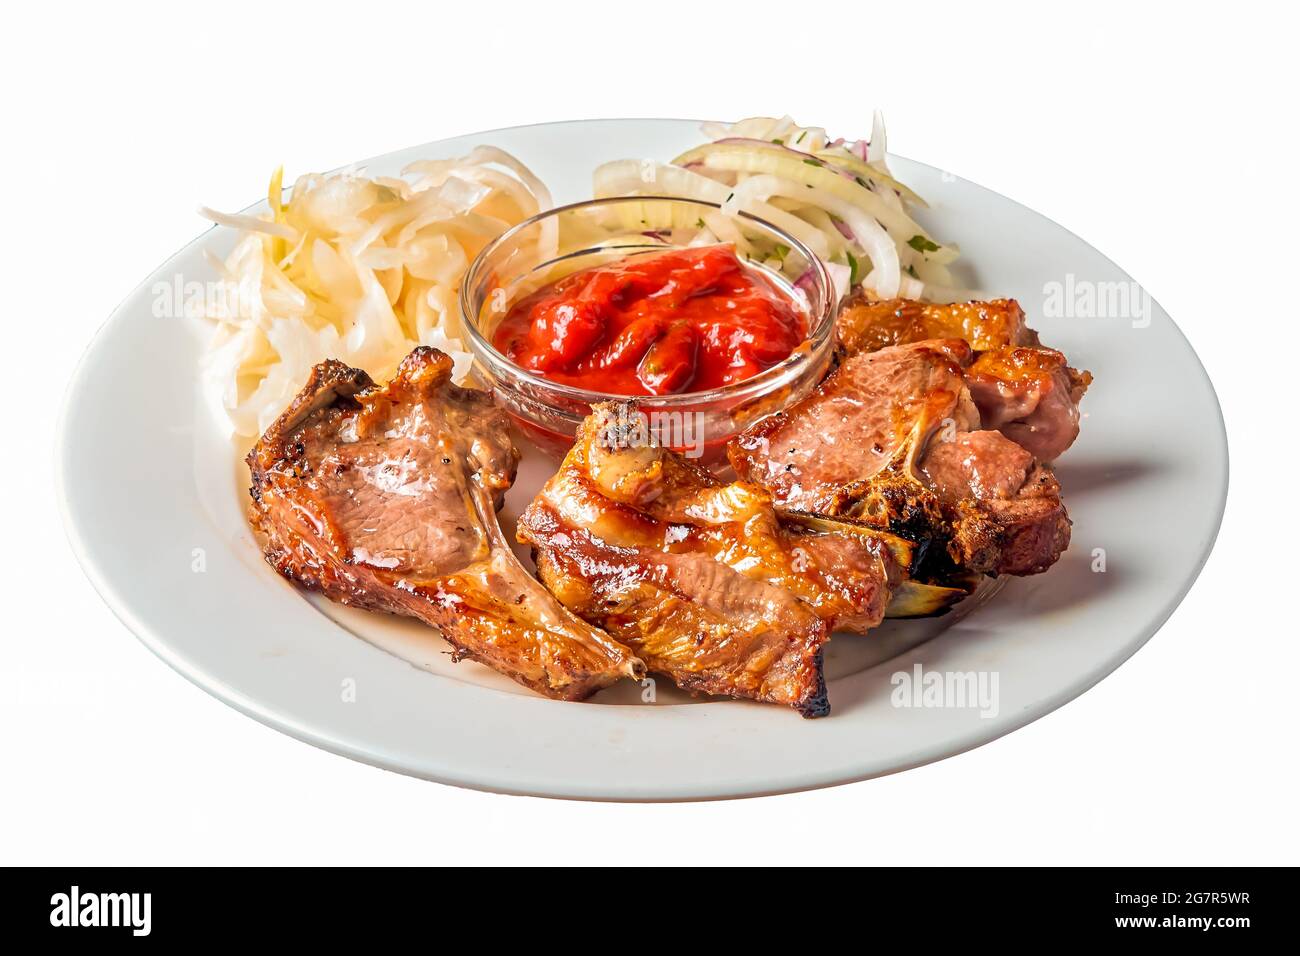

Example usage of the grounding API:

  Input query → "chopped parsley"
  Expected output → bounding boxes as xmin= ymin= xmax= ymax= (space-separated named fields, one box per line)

xmin=795 ymin=130 xmax=807 ymax=144
xmin=802 ymin=157 xmax=821 ymax=167
xmin=908 ymin=235 xmax=940 ymax=254
xmin=845 ymin=250 xmax=860 ymax=286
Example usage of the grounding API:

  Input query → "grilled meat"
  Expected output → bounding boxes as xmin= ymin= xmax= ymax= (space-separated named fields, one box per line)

xmin=836 ymin=294 xmax=1092 ymax=460
xmin=920 ymin=429 xmax=1070 ymax=576
xmin=836 ymin=295 xmax=1038 ymax=353
xmin=247 ymin=347 xmax=644 ymax=700
xmin=964 ymin=345 xmax=1093 ymax=462
xmin=729 ymin=339 xmax=1071 ymax=576
xmin=517 ymin=403 xmax=908 ymax=717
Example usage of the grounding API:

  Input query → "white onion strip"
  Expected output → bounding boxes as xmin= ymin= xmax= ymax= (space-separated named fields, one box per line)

xmin=722 ymin=175 xmax=901 ymax=299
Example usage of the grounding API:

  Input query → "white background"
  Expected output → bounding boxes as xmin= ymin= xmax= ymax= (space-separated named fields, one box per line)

xmin=3 ymin=1 xmax=1295 ymax=865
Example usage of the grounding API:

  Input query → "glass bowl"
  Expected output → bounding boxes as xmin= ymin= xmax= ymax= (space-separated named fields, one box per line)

xmin=459 ymin=196 xmax=835 ymax=462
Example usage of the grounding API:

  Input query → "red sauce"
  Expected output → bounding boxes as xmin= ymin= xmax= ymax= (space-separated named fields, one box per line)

xmin=491 ymin=245 xmax=808 ymax=395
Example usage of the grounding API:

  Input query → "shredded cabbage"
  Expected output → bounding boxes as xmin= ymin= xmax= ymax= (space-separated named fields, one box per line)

xmin=198 ymin=149 xmax=551 ymax=437
xmin=593 ymin=113 xmax=960 ymax=302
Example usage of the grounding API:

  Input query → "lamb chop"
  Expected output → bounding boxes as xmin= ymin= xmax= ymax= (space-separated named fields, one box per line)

xmin=729 ymin=339 xmax=1071 ymax=577
xmin=247 ymin=347 xmax=645 ymax=700
xmin=836 ymin=295 xmax=1092 ymax=461
xmin=516 ymin=403 xmax=920 ymax=717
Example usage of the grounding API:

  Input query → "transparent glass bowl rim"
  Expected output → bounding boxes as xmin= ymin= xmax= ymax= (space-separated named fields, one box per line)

xmin=458 ymin=195 xmax=836 ymax=407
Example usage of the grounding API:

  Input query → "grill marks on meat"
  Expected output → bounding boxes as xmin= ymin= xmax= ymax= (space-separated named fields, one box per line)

xmin=517 ymin=404 xmax=900 ymax=717
xmin=836 ymin=294 xmax=1091 ymax=461
xmin=247 ymin=347 xmax=644 ymax=700
xmin=729 ymin=340 xmax=1071 ymax=577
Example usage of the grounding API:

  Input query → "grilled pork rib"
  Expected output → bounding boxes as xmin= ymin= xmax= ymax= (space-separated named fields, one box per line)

xmin=729 ymin=339 xmax=1071 ymax=577
xmin=247 ymin=347 xmax=644 ymax=700
xmin=836 ymin=295 xmax=1092 ymax=461
xmin=517 ymin=403 xmax=907 ymax=717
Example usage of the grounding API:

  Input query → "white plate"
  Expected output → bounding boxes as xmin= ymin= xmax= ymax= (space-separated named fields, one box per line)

xmin=57 ymin=119 xmax=1228 ymax=801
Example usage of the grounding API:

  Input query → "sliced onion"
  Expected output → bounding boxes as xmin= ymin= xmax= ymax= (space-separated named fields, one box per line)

xmin=868 ymin=110 xmax=888 ymax=166
xmin=199 ymin=207 xmax=296 ymax=239
xmin=722 ymin=175 xmax=900 ymax=299
xmin=676 ymin=142 xmax=936 ymax=247
xmin=606 ymin=116 xmax=958 ymax=303
xmin=824 ymin=261 xmax=852 ymax=302
xmin=594 ymin=159 xmax=730 ymax=203
xmin=595 ymin=160 xmax=830 ymax=259
xmin=899 ymin=274 xmax=926 ymax=298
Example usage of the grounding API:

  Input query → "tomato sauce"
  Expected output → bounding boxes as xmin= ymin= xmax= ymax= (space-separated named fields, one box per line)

xmin=491 ymin=245 xmax=808 ymax=395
